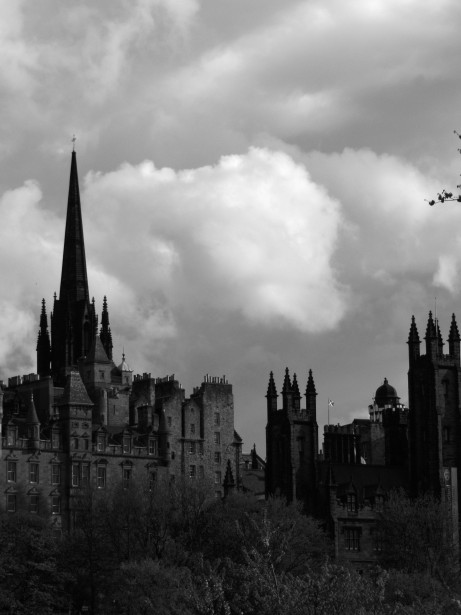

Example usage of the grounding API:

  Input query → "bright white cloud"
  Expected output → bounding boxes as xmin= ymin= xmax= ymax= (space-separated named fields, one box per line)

xmin=83 ymin=147 xmax=347 ymax=339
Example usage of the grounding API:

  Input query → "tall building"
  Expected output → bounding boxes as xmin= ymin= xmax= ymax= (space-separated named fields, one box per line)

xmin=0 ymin=150 xmax=241 ymax=532
xmin=266 ymin=312 xmax=460 ymax=565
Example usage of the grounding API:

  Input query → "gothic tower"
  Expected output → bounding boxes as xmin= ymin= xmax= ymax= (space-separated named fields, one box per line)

xmin=265 ymin=368 xmax=318 ymax=508
xmin=407 ymin=313 xmax=461 ymax=511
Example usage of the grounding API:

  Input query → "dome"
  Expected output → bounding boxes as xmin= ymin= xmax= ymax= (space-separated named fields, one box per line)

xmin=374 ymin=378 xmax=399 ymax=408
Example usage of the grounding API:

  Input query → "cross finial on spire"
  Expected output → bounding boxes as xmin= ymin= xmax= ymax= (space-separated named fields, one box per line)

xmin=72 ymin=134 xmax=76 ymax=152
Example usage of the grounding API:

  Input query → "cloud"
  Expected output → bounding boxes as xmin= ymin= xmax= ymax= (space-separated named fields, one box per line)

xmin=83 ymin=148 xmax=348 ymax=346
xmin=433 ymin=255 xmax=459 ymax=293
xmin=0 ymin=180 xmax=61 ymax=375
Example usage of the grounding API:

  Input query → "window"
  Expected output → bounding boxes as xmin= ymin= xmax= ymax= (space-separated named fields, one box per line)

xmin=97 ymin=436 xmax=105 ymax=452
xmin=215 ymin=471 xmax=222 ymax=485
xmin=52 ymin=496 xmax=61 ymax=515
xmin=148 ymin=440 xmax=157 ymax=455
xmin=214 ymin=432 xmax=220 ymax=445
xmin=190 ymin=423 xmax=195 ymax=435
xmin=29 ymin=494 xmax=39 ymax=514
xmin=199 ymin=442 xmax=204 ymax=455
xmin=81 ymin=464 xmax=90 ymax=487
xmin=51 ymin=464 xmax=61 ymax=485
xmin=7 ymin=461 xmax=17 ymax=483
xmin=373 ymin=533 xmax=384 ymax=552
xmin=214 ymin=412 xmax=220 ymax=426
xmin=167 ymin=416 xmax=172 ymax=427
xmin=345 ymin=528 xmax=360 ymax=551
xmin=189 ymin=465 xmax=196 ymax=478
xmin=7 ymin=429 xmax=16 ymax=446
xmin=29 ymin=463 xmax=39 ymax=484
xmin=83 ymin=438 xmax=90 ymax=451
xmin=123 ymin=467 xmax=132 ymax=489
xmin=97 ymin=466 xmax=106 ymax=489
xmin=52 ymin=431 xmax=60 ymax=449
xmin=7 ymin=494 xmax=16 ymax=513
xmin=72 ymin=437 xmax=79 ymax=450
xmin=189 ymin=442 xmax=196 ymax=454
xmin=346 ymin=493 xmax=357 ymax=512
xmin=199 ymin=466 xmax=204 ymax=478
xmin=214 ymin=452 xmax=221 ymax=464
xmin=123 ymin=437 xmax=131 ymax=454
xmin=72 ymin=463 xmax=79 ymax=487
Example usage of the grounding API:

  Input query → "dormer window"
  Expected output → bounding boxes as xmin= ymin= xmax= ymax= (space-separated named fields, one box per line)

xmin=123 ymin=436 xmax=131 ymax=454
xmin=97 ymin=435 xmax=105 ymax=452
xmin=346 ymin=493 xmax=357 ymax=512
xmin=7 ymin=428 xmax=17 ymax=447
xmin=375 ymin=494 xmax=384 ymax=512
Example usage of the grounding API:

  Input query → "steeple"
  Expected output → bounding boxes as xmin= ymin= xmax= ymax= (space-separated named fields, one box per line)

xmin=50 ymin=149 xmax=98 ymax=385
xmin=448 ymin=313 xmax=460 ymax=364
xmin=59 ymin=150 xmax=89 ymax=304
xmin=407 ymin=315 xmax=420 ymax=365
xmin=99 ymin=296 xmax=113 ymax=360
xmin=36 ymin=298 xmax=51 ymax=377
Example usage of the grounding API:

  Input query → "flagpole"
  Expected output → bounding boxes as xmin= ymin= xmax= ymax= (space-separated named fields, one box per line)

xmin=328 ymin=398 xmax=330 ymax=427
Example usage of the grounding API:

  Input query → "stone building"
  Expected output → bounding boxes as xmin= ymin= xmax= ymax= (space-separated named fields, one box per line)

xmin=266 ymin=313 xmax=461 ymax=565
xmin=0 ymin=150 xmax=241 ymax=532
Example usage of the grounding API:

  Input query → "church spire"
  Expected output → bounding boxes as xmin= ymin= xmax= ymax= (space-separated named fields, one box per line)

xmin=59 ymin=149 xmax=89 ymax=304
xmin=100 ymin=296 xmax=113 ymax=360
xmin=36 ymin=298 xmax=51 ymax=377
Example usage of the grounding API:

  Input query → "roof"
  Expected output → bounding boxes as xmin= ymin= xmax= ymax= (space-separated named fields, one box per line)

xmin=85 ymin=336 xmax=111 ymax=364
xmin=60 ymin=371 xmax=93 ymax=406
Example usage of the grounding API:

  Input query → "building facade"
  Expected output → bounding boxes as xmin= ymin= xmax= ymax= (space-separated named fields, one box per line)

xmin=0 ymin=151 xmax=241 ymax=532
xmin=266 ymin=313 xmax=461 ymax=565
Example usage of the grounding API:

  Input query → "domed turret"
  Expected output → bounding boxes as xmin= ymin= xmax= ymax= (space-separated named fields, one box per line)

xmin=374 ymin=378 xmax=400 ymax=408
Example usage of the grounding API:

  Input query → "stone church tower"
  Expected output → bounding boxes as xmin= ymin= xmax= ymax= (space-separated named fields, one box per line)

xmin=265 ymin=368 xmax=318 ymax=508
xmin=407 ymin=312 xmax=459 ymax=547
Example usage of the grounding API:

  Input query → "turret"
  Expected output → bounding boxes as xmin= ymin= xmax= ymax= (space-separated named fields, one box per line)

xmin=266 ymin=371 xmax=278 ymax=416
xmin=305 ymin=369 xmax=317 ymax=420
xmin=448 ymin=313 xmax=460 ymax=364
xmin=282 ymin=367 xmax=292 ymax=412
xmin=425 ymin=311 xmax=438 ymax=362
xmin=36 ymin=298 xmax=51 ymax=378
xmin=99 ymin=296 xmax=113 ymax=360
xmin=407 ymin=315 xmax=420 ymax=365
xmin=26 ymin=394 xmax=40 ymax=450
xmin=292 ymin=373 xmax=301 ymax=412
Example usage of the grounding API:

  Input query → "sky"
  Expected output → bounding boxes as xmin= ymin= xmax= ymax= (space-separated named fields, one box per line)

xmin=1 ymin=0 xmax=461 ymax=456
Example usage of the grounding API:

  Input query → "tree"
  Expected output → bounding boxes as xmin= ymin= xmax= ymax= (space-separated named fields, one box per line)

xmin=376 ymin=490 xmax=458 ymax=584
